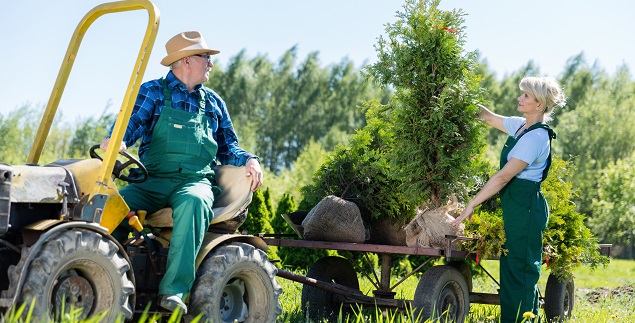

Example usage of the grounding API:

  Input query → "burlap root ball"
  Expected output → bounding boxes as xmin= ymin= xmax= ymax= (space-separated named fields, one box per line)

xmin=301 ymin=195 xmax=366 ymax=243
xmin=405 ymin=196 xmax=465 ymax=248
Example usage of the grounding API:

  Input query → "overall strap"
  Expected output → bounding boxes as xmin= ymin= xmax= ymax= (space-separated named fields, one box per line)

xmin=160 ymin=77 xmax=172 ymax=110
xmin=518 ymin=123 xmax=557 ymax=182
xmin=197 ymin=88 xmax=207 ymax=114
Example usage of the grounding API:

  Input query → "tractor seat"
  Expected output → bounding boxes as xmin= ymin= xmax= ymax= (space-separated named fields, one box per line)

xmin=143 ymin=165 xmax=253 ymax=230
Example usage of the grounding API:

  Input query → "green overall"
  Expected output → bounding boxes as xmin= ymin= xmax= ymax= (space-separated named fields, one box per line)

xmin=117 ymin=79 xmax=219 ymax=299
xmin=499 ymin=123 xmax=555 ymax=322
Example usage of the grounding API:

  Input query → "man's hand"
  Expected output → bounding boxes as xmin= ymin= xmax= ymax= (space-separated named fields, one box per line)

xmin=100 ymin=138 xmax=127 ymax=153
xmin=245 ymin=158 xmax=263 ymax=192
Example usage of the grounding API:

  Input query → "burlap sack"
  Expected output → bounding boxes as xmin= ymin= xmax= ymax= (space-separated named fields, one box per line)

xmin=302 ymin=195 xmax=366 ymax=243
xmin=404 ymin=196 xmax=465 ymax=248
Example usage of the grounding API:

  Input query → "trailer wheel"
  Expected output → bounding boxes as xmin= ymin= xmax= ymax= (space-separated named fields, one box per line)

xmin=543 ymin=273 xmax=574 ymax=322
xmin=301 ymin=256 xmax=359 ymax=322
xmin=187 ymin=242 xmax=282 ymax=323
xmin=448 ymin=261 xmax=473 ymax=292
xmin=7 ymin=229 xmax=134 ymax=322
xmin=413 ymin=265 xmax=469 ymax=323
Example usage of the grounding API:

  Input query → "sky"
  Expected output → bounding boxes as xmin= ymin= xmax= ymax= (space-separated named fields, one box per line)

xmin=2 ymin=0 xmax=634 ymax=121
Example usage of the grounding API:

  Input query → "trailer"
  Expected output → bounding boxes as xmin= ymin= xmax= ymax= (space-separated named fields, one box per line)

xmin=261 ymin=220 xmax=612 ymax=323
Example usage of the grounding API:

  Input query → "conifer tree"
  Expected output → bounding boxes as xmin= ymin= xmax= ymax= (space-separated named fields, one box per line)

xmin=364 ymin=0 xmax=486 ymax=207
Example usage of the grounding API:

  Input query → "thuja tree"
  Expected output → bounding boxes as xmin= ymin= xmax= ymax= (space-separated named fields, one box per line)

xmin=364 ymin=0 xmax=486 ymax=207
xmin=300 ymin=0 xmax=486 ymax=223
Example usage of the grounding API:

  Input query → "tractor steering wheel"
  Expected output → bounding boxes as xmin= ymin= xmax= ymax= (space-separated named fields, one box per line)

xmin=89 ymin=144 xmax=148 ymax=183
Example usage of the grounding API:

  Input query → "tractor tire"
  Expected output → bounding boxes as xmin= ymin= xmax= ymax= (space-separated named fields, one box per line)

xmin=543 ymin=273 xmax=575 ymax=322
xmin=187 ymin=242 xmax=282 ymax=323
xmin=301 ymin=256 xmax=360 ymax=322
xmin=413 ymin=265 xmax=470 ymax=323
xmin=0 ymin=246 xmax=21 ymax=292
xmin=6 ymin=228 xmax=134 ymax=322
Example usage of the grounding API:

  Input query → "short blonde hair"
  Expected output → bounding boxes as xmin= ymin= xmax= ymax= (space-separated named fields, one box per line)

xmin=519 ymin=76 xmax=566 ymax=122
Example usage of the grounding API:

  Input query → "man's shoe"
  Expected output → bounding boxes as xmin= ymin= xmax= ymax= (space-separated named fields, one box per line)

xmin=160 ymin=295 xmax=188 ymax=314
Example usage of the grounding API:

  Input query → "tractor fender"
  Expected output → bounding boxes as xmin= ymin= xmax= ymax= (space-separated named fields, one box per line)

xmin=4 ymin=221 xmax=134 ymax=310
xmin=195 ymin=232 xmax=269 ymax=269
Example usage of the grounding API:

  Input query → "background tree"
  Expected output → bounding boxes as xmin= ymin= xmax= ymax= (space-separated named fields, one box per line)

xmin=265 ymin=140 xmax=327 ymax=213
xmin=0 ymin=105 xmax=42 ymax=164
xmin=556 ymin=66 xmax=635 ymax=214
xmin=589 ymin=152 xmax=635 ymax=257
xmin=208 ymin=48 xmax=390 ymax=173
xmin=67 ymin=106 xmax=117 ymax=158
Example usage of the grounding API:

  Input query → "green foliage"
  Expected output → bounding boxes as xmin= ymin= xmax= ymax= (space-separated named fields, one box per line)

xmin=558 ymin=53 xmax=598 ymax=116
xmin=264 ymin=140 xmax=327 ymax=214
xmin=271 ymin=193 xmax=297 ymax=235
xmin=243 ymin=188 xmax=274 ymax=235
xmin=589 ymin=152 xmax=635 ymax=257
xmin=0 ymin=103 xmax=118 ymax=165
xmin=462 ymin=208 xmax=506 ymax=262
xmin=364 ymin=0 xmax=487 ymax=207
xmin=0 ymin=105 xmax=50 ymax=164
xmin=207 ymin=49 xmax=390 ymax=173
xmin=67 ymin=113 xmax=116 ymax=158
xmin=542 ymin=157 xmax=609 ymax=279
xmin=462 ymin=156 xmax=609 ymax=280
xmin=299 ymin=100 xmax=415 ymax=223
xmin=556 ymin=66 xmax=635 ymax=214
xmin=242 ymin=188 xmax=278 ymax=261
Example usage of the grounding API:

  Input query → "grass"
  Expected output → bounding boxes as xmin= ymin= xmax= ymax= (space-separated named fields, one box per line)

xmin=275 ymin=259 xmax=635 ymax=323
xmin=3 ymin=260 xmax=633 ymax=322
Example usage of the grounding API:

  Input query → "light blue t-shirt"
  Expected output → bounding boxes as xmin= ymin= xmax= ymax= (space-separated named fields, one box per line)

xmin=502 ymin=116 xmax=550 ymax=182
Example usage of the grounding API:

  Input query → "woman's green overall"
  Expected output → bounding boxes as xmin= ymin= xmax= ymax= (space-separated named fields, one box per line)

xmin=499 ymin=123 xmax=555 ymax=322
xmin=117 ymin=79 xmax=219 ymax=299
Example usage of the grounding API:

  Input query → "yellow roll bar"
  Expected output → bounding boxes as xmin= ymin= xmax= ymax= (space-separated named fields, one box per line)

xmin=26 ymin=0 xmax=160 ymax=199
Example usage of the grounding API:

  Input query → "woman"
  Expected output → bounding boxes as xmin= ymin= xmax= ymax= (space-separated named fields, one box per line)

xmin=451 ymin=76 xmax=565 ymax=322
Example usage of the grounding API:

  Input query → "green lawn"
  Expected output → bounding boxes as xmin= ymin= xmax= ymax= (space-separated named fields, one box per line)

xmin=276 ymin=259 xmax=635 ymax=323
xmin=4 ymin=259 xmax=632 ymax=322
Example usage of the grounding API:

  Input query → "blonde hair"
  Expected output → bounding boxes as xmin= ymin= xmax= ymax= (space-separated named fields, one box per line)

xmin=519 ymin=76 xmax=566 ymax=122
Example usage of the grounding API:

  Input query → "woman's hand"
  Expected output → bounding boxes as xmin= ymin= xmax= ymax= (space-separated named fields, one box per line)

xmin=245 ymin=158 xmax=264 ymax=192
xmin=451 ymin=204 xmax=474 ymax=227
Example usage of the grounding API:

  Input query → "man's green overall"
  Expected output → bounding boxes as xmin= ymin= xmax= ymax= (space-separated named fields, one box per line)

xmin=117 ymin=79 xmax=219 ymax=299
xmin=499 ymin=123 xmax=555 ymax=322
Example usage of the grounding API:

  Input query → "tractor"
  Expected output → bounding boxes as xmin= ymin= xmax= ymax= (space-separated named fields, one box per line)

xmin=0 ymin=1 xmax=281 ymax=322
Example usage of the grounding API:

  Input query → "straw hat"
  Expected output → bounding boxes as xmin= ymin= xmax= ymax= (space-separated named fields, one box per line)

xmin=160 ymin=31 xmax=220 ymax=66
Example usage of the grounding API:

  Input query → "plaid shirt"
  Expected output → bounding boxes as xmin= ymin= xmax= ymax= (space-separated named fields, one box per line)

xmin=109 ymin=71 xmax=257 ymax=166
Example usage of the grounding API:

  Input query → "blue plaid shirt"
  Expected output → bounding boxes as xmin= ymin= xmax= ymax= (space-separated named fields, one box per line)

xmin=108 ymin=71 xmax=257 ymax=166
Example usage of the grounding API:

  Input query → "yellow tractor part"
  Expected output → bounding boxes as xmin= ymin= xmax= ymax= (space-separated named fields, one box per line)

xmin=25 ymin=0 xmax=159 ymax=230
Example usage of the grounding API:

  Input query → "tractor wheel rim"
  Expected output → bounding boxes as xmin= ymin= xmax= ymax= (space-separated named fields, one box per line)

xmin=220 ymin=278 xmax=248 ymax=322
xmin=53 ymin=274 xmax=95 ymax=318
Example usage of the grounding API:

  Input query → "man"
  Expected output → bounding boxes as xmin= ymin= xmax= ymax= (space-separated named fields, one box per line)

xmin=100 ymin=31 xmax=263 ymax=314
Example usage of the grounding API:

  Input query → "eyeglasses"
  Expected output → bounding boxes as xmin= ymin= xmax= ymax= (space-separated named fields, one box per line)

xmin=194 ymin=54 xmax=212 ymax=64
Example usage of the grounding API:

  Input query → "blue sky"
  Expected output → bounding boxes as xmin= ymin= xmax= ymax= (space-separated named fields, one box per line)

xmin=2 ymin=0 xmax=634 ymax=120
